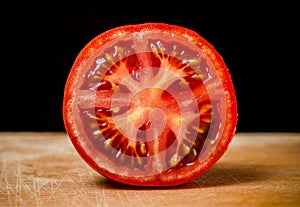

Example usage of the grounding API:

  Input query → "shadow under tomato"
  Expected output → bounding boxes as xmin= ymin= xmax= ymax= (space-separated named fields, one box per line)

xmin=92 ymin=162 xmax=270 ymax=190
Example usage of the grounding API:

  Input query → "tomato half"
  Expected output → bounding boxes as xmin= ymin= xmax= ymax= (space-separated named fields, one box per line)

xmin=63 ymin=22 xmax=238 ymax=186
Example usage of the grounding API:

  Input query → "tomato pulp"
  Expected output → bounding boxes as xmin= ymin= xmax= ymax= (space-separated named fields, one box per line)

xmin=63 ymin=23 xmax=238 ymax=186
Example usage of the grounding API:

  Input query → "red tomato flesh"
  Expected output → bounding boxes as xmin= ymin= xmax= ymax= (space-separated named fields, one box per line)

xmin=63 ymin=23 xmax=238 ymax=186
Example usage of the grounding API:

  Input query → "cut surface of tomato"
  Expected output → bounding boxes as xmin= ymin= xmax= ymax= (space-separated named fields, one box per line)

xmin=63 ymin=22 xmax=238 ymax=186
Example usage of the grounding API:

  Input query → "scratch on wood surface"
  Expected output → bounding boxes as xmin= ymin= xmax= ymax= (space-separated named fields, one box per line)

xmin=1 ymin=156 xmax=80 ymax=207
xmin=139 ymin=190 xmax=155 ymax=207
xmin=33 ymin=178 xmax=41 ymax=207
xmin=229 ymin=173 xmax=241 ymax=184
xmin=122 ymin=190 xmax=133 ymax=205
xmin=155 ymin=190 xmax=169 ymax=206
xmin=96 ymin=188 xmax=108 ymax=207
xmin=116 ymin=190 xmax=126 ymax=207
xmin=16 ymin=160 xmax=23 ymax=206
xmin=133 ymin=191 xmax=147 ymax=206
xmin=1 ymin=159 xmax=12 ymax=207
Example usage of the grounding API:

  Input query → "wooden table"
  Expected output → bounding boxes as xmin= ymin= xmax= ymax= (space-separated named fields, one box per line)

xmin=1 ymin=132 xmax=299 ymax=207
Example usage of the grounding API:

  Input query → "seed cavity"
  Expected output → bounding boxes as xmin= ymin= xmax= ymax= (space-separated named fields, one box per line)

xmin=92 ymin=130 xmax=101 ymax=136
xmin=139 ymin=142 xmax=147 ymax=155
xmin=191 ymin=73 xmax=204 ymax=79
xmin=136 ymin=141 xmax=148 ymax=157
xmin=104 ymin=138 xmax=113 ymax=149
xmin=193 ymin=126 xmax=205 ymax=134
xmin=112 ymin=107 xmax=120 ymax=113
xmin=170 ymin=154 xmax=180 ymax=167
xmin=150 ymin=43 xmax=158 ymax=54
xmin=105 ymin=53 xmax=114 ymax=62
xmin=202 ymin=117 xmax=211 ymax=123
xmin=116 ymin=148 xmax=122 ymax=158
xmin=182 ymin=58 xmax=200 ymax=65
xmin=183 ymin=144 xmax=190 ymax=154
xmin=200 ymin=104 xmax=212 ymax=114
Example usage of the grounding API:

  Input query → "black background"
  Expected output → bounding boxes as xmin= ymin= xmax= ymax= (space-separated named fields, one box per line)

xmin=1 ymin=2 xmax=299 ymax=132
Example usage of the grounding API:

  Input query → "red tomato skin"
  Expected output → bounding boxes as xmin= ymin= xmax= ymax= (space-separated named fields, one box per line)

xmin=63 ymin=22 xmax=238 ymax=187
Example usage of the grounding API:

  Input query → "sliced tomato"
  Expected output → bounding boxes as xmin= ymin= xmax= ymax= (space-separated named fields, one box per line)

xmin=63 ymin=22 xmax=238 ymax=186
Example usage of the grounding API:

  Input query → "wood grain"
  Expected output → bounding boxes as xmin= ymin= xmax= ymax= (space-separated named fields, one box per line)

xmin=1 ymin=132 xmax=300 ymax=207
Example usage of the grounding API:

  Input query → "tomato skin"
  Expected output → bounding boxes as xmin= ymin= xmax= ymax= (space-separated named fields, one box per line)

xmin=63 ymin=22 xmax=238 ymax=186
